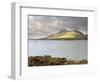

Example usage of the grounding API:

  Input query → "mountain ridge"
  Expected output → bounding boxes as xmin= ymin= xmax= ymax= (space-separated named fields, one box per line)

xmin=30 ymin=29 xmax=88 ymax=40
xmin=45 ymin=29 xmax=87 ymax=40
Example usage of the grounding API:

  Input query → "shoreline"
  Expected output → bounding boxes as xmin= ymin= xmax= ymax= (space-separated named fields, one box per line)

xmin=28 ymin=55 xmax=88 ymax=66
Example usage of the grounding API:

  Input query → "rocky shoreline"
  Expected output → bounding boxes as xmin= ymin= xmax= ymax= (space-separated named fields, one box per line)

xmin=28 ymin=55 xmax=88 ymax=66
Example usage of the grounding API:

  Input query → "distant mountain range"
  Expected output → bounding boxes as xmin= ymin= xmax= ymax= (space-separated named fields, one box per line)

xmin=32 ymin=29 xmax=88 ymax=40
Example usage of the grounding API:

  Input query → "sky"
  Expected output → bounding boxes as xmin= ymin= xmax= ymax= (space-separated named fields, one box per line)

xmin=28 ymin=15 xmax=88 ymax=39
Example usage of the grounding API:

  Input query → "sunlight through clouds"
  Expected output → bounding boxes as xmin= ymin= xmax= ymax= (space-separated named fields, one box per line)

xmin=28 ymin=15 xmax=87 ymax=39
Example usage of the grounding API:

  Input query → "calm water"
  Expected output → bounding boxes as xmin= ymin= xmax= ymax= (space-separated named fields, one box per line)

xmin=28 ymin=40 xmax=87 ymax=60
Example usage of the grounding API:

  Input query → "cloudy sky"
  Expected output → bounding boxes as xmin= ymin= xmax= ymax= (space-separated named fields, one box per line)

xmin=28 ymin=15 xmax=88 ymax=39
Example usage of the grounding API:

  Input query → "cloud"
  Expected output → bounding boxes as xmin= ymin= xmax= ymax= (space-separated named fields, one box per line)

xmin=28 ymin=15 xmax=87 ymax=39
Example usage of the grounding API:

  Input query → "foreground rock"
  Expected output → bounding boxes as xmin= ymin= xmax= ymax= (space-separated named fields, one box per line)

xmin=28 ymin=55 xmax=88 ymax=66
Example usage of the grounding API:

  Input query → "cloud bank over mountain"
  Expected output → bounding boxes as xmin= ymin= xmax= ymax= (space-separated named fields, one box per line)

xmin=28 ymin=15 xmax=88 ymax=39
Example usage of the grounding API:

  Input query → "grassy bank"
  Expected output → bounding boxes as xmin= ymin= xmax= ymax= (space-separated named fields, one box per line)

xmin=28 ymin=55 xmax=88 ymax=66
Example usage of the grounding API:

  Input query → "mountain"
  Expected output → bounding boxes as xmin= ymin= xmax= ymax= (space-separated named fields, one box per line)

xmin=44 ymin=29 xmax=87 ymax=40
xmin=57 ymin=29 xmax=69 ymax=33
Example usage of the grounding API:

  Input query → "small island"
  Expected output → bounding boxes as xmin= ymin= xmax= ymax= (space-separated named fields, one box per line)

xmin=28 ymin=55 xmax=88 ymax=66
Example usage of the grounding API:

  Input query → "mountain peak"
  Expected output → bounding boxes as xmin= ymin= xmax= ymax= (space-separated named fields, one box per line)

xmin=58 ymin=29 xmax=68 ymax=33
xmin=45 ymin=29 xmax=87 ymax=40
xmin=36 ymin=29 xmax=87 ymax=40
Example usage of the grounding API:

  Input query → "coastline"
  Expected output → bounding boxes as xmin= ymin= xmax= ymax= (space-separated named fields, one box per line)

xmin=28 ymin=55 xmax=88 ymax=66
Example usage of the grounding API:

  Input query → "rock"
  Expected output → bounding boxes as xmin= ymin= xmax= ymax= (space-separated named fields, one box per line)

xmin=80 ymin=59 xmax=88 ymax=64
xmin=63 ymin=61 xmax=68 ymax=65
xmin=28 ymin=56 xmax=88 ymax=66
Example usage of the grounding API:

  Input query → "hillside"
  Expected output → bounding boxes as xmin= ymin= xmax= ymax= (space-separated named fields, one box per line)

xmin=45 ymin=30 xmax=87 ymax=40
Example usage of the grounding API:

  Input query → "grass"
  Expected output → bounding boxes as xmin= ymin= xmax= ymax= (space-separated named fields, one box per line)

xmin=28 ymin=55 xmax=88 ymax=66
